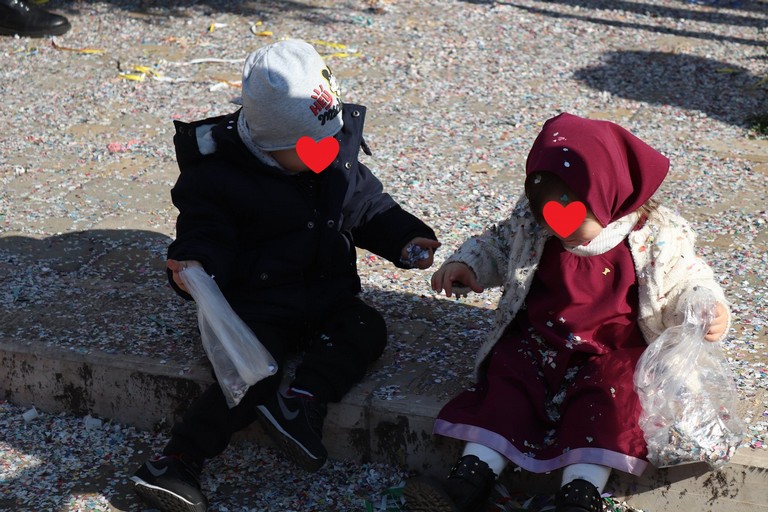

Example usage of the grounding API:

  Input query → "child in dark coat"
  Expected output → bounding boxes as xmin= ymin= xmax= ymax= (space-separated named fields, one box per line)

xmin=131 ymin=39 xmax=440 ymax=512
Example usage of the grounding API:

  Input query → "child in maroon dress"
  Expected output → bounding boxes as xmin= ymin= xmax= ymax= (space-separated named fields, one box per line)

xmin=405 ymin=113 xmax=731 ymax=512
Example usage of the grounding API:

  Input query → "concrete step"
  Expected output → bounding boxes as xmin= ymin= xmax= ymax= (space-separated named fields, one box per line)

xmin=3 ymin=338 xmax=766 ymax=512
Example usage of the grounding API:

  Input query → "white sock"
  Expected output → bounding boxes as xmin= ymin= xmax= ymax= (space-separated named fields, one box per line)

xmin=561 ymin=463 xmax=611 ymax=493
xmin=462 ymin=442 xmax=508 ymax=477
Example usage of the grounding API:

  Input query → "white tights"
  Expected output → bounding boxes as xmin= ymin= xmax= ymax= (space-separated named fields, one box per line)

xmin=462 ymin=442 xmax=508 ymax=477
xmin=561 ymin=463 xmax=611 ymax=492
xmin=462 ymin=443 xmax=611 ymax=493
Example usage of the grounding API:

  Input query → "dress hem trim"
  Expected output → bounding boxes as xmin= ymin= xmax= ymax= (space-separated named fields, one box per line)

xmin=434 ymin=419 xmax=648 ymax=476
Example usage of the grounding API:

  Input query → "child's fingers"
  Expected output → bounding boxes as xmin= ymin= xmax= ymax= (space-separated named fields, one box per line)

xmin=449 ymin=265 xmax=483 ymax=294
xmin=413 ymin=256 xmax=434 ymax=269
xmin=444 ymin=264 xmax=473 ymax=297
xmin=412 ymin=237 xmax=441 ymax=249
xmin=431 ymin=262 xmax=482 ymax=297
xmin=711 ymin=310 xmax=727 ymax=327
xmin=168 ymin=259 xmax=202 ymax=271
xmin=705 ymin=319 xmax=727 ymax=342
xmin=433 ymin=270 xmax=453 ymax=294
xmin=443 ymin=266 xmax=464 ymax=297
xmin=465 ymin=272 xmax=484 ymax=293
xmin=438 ymin=266 xmax=458 ymax=296
xmin=413 ymin=247 xmax=439 ymax=269
xmin=168 ymin=266 xmax=188 ymax=293
xmin=167 ymin=259 xmax=202 ymax=293
xmin=431 ymin=267 xmax=445 ymax=292
xmin=704 ymin=328 xmax=724 ymax=342
xmin=704 ymin=309 xmax=728 ymax=342
xmin=167 ymin=259 xmax=183 ymax=272
xmin=173 ymin=274 xmax=189 ymax=293
xmin=444 ymin=279 xmax=455 ymax=298
xmin=402 ymin=238 xmax=440 ymax=268
xmin=704 ymin=318 xmax=728 ymax=341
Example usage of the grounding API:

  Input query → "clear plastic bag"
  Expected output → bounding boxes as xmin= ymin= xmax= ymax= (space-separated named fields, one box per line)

xmin=634 ymin=288 xmax=745 ymax=468
xmin=180 ymin=266 xmax=277 ymax=408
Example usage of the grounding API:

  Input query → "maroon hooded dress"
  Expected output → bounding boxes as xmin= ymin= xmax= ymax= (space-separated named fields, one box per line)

xmin=434 ymin=113 xmax=670 ymax=476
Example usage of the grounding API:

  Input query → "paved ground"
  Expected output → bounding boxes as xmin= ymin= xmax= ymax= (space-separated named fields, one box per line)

xmin=1 ymin=0 xmax=767 ymax=511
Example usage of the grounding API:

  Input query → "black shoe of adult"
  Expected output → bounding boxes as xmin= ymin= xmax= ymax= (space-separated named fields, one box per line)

xmin=256 ymin=389 xmax=328 ymax=472
xmin=554 ymin=478 xmax=605 ymax=512
xmin=0 ymin=0 xmax=71 ymax=37
xmin=131 ymin=455 xmax=208 ymax=512
xmin=404 ymin=455 xmax=496 ymax=512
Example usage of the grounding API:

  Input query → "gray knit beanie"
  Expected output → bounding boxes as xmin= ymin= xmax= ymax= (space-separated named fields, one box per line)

xmin=238 ymin=39 xmax=343 ymax=151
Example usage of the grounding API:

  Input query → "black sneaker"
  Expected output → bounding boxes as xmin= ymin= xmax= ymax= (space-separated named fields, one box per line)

xmin=256 ymin=389 xmax=328 ymax=472
xmin=131 ymin=455 xmax=208 ymax=512
xmin=405 ymin=455 xmax=496 ymax=512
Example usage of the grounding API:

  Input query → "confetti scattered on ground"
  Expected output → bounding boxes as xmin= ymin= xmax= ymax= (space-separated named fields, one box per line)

xmin=0 ymin=402 xmax=408 ymax=511
xmin=0 ymin=402 xmax=649 ymax=511
xmin=1 ymin=0 xmax=766 ymax=510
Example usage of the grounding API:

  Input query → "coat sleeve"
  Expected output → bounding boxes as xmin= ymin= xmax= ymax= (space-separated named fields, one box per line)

xmin=442 ymin=196 xmax=531 ymax=289
xmin=643 ymin=211 xmax=731 ymax=342
xmin=345 ymin=162 xmax=437 ymax=268
xmin=167 ymin=164 xmax=240 ymax=296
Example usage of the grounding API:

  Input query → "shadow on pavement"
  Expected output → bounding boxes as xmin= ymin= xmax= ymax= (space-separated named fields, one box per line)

xmin=507 ymin=0 xmax=766 ymax=24
xmin=54 ymin=0 xmax=378 ymax=26
xmin=0 ymin=229 xmax=195 ymax=366
xmin=574 ymin=51 xmax=766 ymax=128
xmin=493 ymin=0 xmax=766 ymax=47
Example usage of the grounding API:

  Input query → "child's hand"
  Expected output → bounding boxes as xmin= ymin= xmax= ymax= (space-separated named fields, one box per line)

xmin=401 ymin=237 xmax=441 ymax=269
xmin=431 ymin=261 xmax=484 ymax=298
xmin=704 ymin=302 xmax=729 ymax=342
xmin=167 ymin=259 xmax=203 ymax=293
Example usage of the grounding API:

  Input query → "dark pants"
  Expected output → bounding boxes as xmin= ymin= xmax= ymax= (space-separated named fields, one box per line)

xmin=163 ymin=295 xmax=387 ymax=462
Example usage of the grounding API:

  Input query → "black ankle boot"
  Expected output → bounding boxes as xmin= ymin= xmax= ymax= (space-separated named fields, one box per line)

xmin=0 ymin=0 xmax=71 ymax=37
xmin=554 ymin=479 xmax=604 ymax=512
xmin=404 ymin=454 xmax=496 ymax=512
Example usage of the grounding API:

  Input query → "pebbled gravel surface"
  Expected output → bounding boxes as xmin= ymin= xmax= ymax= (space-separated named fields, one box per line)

xmin=1 ymin=0 xmax=766 ymax=510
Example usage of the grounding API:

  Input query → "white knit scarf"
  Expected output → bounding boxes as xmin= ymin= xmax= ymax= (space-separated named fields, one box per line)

xmin=563 ymin=212 xmax=640 ymax=256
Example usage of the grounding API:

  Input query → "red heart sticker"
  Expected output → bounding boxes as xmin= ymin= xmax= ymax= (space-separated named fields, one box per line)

xmin=296 ymin=136 xmax=340 ymax=174
xmin=542 ymin=200 xmax=587 ymax=238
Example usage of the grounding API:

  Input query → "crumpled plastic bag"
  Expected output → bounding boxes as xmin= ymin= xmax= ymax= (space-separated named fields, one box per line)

xmin=634 ymin=288 xmax=745 ymax=468
xmin=180 ymin=266 xmax=277 ymax=408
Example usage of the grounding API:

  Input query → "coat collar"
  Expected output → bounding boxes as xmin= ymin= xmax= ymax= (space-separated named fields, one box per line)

xmin=172 ymin=104 xmax=370 ymax=175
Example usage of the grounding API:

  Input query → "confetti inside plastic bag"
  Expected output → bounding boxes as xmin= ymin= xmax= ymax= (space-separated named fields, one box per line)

xmin=180 ymin=266 xmax=277 ymax=407
xmin=634 ymin=288 xmax=745 ymax=468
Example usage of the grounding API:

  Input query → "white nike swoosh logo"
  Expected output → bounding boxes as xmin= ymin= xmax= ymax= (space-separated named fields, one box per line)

xmin=146 ymin=462 xmax=168 ymax=477
xmin=277 ymin=393 xmax=300 ymax=421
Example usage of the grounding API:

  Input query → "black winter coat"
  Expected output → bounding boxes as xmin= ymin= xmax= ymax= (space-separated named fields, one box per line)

xmin=167 ymin=104 xmax=437 ymax=322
